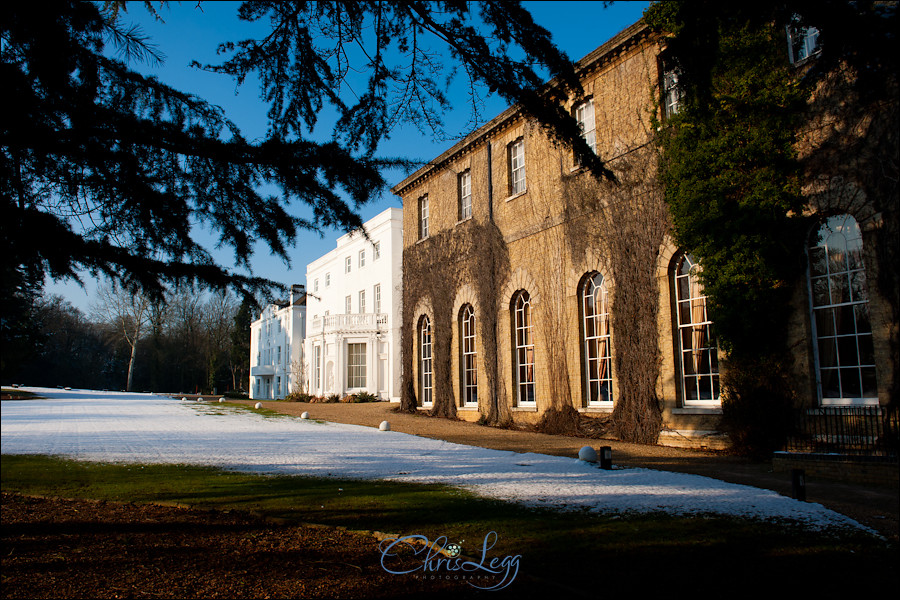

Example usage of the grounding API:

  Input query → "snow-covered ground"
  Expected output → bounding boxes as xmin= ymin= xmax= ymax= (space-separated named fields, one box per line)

xmin=1 ymin=388 xmax=868 ymax=531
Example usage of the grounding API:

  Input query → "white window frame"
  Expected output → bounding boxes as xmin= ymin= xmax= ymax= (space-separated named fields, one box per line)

xmin=358 ymin=289 xmax=366 ymax=314
xmin=314 ymin=279 xmax=319 ymax=292
xmin=345 ymin=295 xmax=352 ymax=314
xmin=313 ymin=345 xmax=322 ymax=391
xmin=513 ymin=291 xmax=535 ymax=405
xmin=345 ymin=256 xmax=351 ymax=274
xmin=663 ymin=67 xmax=682 ymax=117
xmin=807 ymin=214 xmax=878 ymax=405
xmin=458 ymin=170 xmax=472 ymax=220
xmin=420 ymin=316 xmax=433 ymax=407
xmin=575 ymin=100 xmax=596 ymax=154
xmin=460 ymin=304 xmax=477 ymax=407
xmin=347 ymin=342 xmax=367 ymax=389
xmin=787 ymin=24 xmax=820 ymax=64
xmin=582 ymin=272 xmax=613 ymax=406
xmin=374 ymin=284 xmax=382 ymax=314
xmin=359 ymin=249 xmax=366 ymax=268
xmin=419 ymin=195 xmax=429 ymax=239
xmin=374 ymin=241 xmax=381 ymax=260
xmin=673 ymin=254 xmax=720 ymax=406
xmin=508 ymin=139 xmax=526 ymax=196
xmin=325 ymin=272 xmax=331 ymax=287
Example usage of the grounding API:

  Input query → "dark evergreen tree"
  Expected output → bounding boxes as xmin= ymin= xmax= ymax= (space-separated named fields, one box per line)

xmin=229 ymin=297 xmax=256 ymax=394
xmin=2 ymin=1 xmax=605 ymax=303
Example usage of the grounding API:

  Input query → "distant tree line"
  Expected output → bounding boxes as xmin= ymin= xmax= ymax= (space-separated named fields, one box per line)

xmin=3 ymin=283 xmax=258 ymax=395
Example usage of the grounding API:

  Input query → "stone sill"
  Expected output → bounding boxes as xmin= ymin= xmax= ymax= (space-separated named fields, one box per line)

xmin=672 ymin=407 xmax=722 ymax=415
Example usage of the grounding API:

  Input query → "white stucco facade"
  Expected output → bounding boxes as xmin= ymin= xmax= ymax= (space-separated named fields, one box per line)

xmin=305 ymin=207 xmax=403 ymax=401
xmin=249 ymin=285 xmax=306 ymax=400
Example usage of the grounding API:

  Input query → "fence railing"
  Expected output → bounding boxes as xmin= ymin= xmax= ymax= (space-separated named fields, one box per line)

xmin=783 ymin=405 xmax=898 ymax=458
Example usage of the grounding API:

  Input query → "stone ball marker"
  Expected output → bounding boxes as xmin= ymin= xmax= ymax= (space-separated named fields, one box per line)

xmin=301 ymin=411 xmax=310 ymax=419
xmin=254 ymin=402 xmax=262 ymax=409
xmin=578 ymin=446 xmax=598 ymax=463
xmin=379 ymin=420 xmax=391 ymax=431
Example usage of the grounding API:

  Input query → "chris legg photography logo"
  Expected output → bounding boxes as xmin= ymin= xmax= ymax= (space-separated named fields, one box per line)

xmin=379 ymin=531 xmax=520 ymax=591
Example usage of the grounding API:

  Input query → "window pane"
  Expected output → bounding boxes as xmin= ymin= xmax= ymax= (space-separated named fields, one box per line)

xmin=854 ymin=304 xmax=872 ymax=334
xmin=849 ymin=270 xmax=868 ymax=303
xmin=857 ymin=334 xmax=875 ymax=365
xmin=811 ymin=277 xmax=829 ymax=307
xmin=808 ymin=246 xmax=827 ymax=277
xmin=829 ymin=274 xmax=850 ymax=305
xmin=817 ymin=338 xmax=838 ymax=368
xmin=820 ymin=368 xmax=840 ymax=398
xmin=861 ymin=368 xmax=878 ymax=397
xmin=834 ymin=304 xmax=856 ymax=336
xmin=839 ymin=368 xmax=862 ymax=397
xmin=826 ymin=232 xmax=847 ymax=273
xmin=837 ymin=336 xmax=859 ymax=367
xmin=814 ymin=308 xmax=835 ymax=337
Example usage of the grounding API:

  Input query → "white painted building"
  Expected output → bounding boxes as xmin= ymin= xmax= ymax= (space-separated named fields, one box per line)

xmin=305 ymin=207 xmax=403 ymax=401
xmin=249 ymin=285 xmax=306 ymax=400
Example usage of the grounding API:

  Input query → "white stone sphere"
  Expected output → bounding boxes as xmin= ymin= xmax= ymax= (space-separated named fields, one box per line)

xmin=181 ymin=397 xmax=188 ymax=402
xmin=301 ymin=411 xmax=310 ymax=419
xmin=578 ymin=446 xmax=598 ymax=462
xmin=379 ymin=420 xmax=391 ymax=431
xmin=219 ymin=398 xmax=225 ymax=403
xmin=254 ymin=402 xmax=262 ymax=409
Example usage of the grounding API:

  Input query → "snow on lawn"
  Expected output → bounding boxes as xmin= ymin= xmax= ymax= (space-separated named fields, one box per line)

xmin=1 ymin=388 xmax=866 ymax=531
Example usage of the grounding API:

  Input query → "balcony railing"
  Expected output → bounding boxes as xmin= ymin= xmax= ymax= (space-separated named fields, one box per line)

xmin=310 ymin=313 xmax=389 ymax=334
xmin=783 ymin=405 xmax=898 ymax=458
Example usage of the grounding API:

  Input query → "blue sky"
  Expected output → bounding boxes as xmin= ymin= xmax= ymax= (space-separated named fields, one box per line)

xmin=47 ymin=1 xmax=650 ymax=311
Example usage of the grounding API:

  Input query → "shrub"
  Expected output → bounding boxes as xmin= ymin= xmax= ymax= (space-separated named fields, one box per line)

xmin=354 ymin=391 xmax=379 ymax=403
xmin=720 ymin=357 xmax=796 ymax=460
xmin=283 ymin=392 xmax=312 ymax=403
xmin=223 ymin=390 xmax=249 ymax=399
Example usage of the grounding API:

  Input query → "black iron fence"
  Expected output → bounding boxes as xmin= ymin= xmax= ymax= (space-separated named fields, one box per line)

xmin=784 ymin=405 xmax=899 ymax=458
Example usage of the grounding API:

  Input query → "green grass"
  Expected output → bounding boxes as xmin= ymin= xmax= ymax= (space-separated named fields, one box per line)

xmin=2 ymin=454 xmax=896 ymax=596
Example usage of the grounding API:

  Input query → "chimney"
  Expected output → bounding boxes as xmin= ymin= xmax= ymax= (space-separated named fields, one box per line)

xmin=290 ymin=284 xmax=305 ymax=306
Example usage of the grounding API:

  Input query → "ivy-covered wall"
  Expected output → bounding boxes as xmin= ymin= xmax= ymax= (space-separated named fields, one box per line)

xmin=393 ymin=8 xmax=898 ymax=451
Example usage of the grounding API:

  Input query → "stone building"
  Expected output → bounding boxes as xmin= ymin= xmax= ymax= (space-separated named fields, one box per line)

xmin=249 ymin=285 xmax=306 ymax=400
xmin=305 ymin=207 xmax=403 ymax=401
xmin=391 ymin=19 xmax=897 ymax=449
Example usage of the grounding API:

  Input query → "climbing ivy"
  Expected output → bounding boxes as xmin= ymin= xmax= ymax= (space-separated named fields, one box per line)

xmin=644 ymin=2 xmax=814 ymax=455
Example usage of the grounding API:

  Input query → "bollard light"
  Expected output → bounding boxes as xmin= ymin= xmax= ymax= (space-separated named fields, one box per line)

xmin=791 ymin=468 xmax=807 ymax=501
xmin=599 ymin=446 xmax=613 ymax=470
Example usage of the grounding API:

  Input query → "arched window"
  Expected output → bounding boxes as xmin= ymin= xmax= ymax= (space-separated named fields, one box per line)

xmin=460 ymin=304 xmax=477 ymax=407
xmin=673 ymin=254 xmax=720 ymax=404
xmin=419 ymin=316 xmax=433 ymax=407
xmin=512 ymin=291 xmax=535 ymax=405
xmin=808 ymin=214 xmax=877 ymax=404
xmin=581 ymin=273 xmax=613 ymax=405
